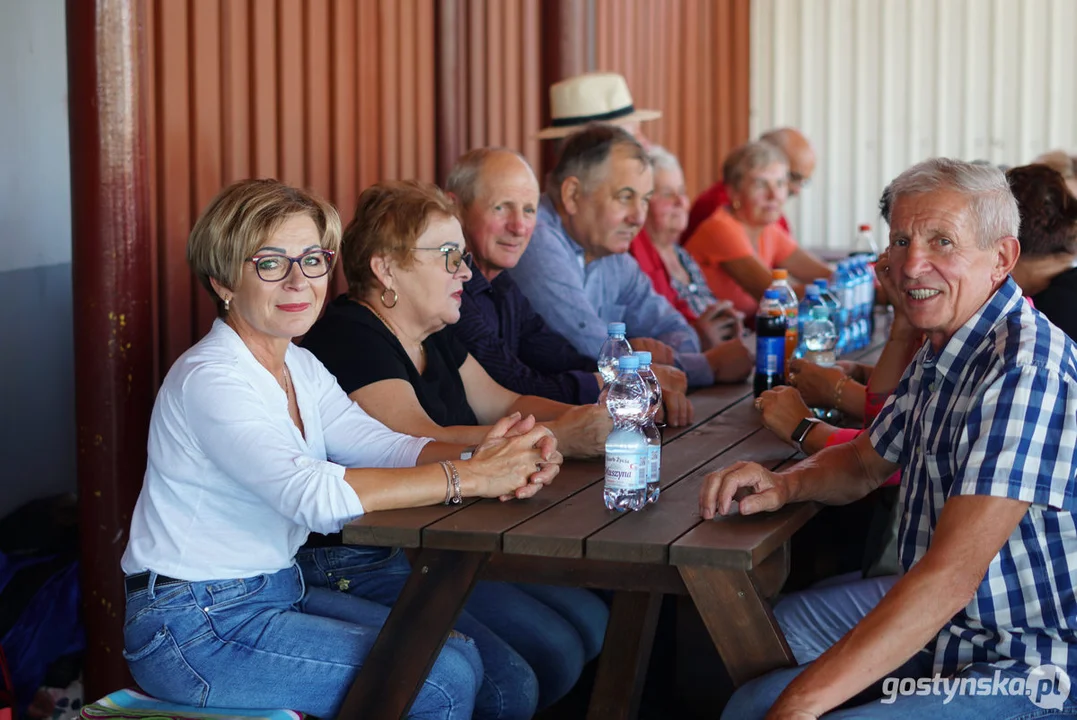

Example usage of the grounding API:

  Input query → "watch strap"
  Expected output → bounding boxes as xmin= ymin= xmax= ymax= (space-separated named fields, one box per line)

xmin=791 ymin=417 xmax=821 ymax=453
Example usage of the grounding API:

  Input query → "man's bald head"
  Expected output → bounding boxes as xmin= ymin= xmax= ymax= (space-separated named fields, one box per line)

xmin=760 ymin=127 xmax=816 ymax=197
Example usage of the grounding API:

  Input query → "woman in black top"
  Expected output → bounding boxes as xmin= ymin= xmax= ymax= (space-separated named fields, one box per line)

xmin=1008 ymin=164 xmax=1077 ymax=340
xmin=302 ymin=180 xmax=612 ymax=716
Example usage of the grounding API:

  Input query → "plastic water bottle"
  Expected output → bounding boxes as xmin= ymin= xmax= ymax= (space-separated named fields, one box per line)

xmin=597 ymin=322 xmax=633 ymax=403
xmin=834 ymin=261 xmax=855 ymax=354
xmin=604 ymin=354 xmax=648 ymax=512
xmin=852 ymin=223 xmax=879 ymax=260
xmin=635 ymin=351 xmax=662 ymax=505
xmin=768 ymin=269 xmax=799 ymax=365
xmin=802 ymin=306 xmax=838 ymax=367
xmin=754 ymin=289 xmax=787 ymax=397
xmin=795 ymin=284 xmax=825 ymax=357
xmin=813 ymin=278 xmax=843 ymax=355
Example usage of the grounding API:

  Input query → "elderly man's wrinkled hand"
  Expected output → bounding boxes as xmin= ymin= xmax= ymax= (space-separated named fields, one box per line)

xmin=699 ymin=460 xmax=789 ymax=519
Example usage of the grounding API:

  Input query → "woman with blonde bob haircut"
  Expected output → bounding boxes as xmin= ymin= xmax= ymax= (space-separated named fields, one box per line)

xmin=121 ymin=178 xmax=562 ymax=719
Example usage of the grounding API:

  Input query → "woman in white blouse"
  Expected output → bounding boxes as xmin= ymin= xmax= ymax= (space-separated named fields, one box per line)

xmin=119 ymin=179 xmax=562 ymax=720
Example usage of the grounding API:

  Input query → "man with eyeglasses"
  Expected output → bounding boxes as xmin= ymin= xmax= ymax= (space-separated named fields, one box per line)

xmin=684 ymin=127 xmax=817 ymax=243
xmin=509 ymin=124 xmax=754 ymax=390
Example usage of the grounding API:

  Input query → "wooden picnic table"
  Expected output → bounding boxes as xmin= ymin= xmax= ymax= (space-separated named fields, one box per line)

xmin=336 ymin=378 xmax=823 ymax=719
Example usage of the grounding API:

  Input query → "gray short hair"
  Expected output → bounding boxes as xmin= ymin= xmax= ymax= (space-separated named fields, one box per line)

xmin=445 ymin=147 xmax=532 ymax=208
xmin=647 ymin=145 xmax=683 ymax=176
xmin=722 ymin=140 xmax=788 ymax=190
xmin=546 ymin=123 xmax=649 ymax=204
xmin=880 ymin=157 xmax=1020 ymax=247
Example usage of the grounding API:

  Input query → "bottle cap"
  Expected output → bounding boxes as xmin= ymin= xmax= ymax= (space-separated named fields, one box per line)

xmin=810 ymin=306 xmax=829 ymax=320
xmin=617 ymin=355 xmax=640 ymax=370
xmin=805 ymin=284 xmax=820 ymax=296
xmin=858 ymin=224 xmax=872 ymax=232
xmin=763 ymin=289 xmax=781 ymax=300
xmin=633 ymin=350 xmax=652 ymax=366
xmin=607 ymin=322 xmax=626 ymax=335
xmin=814 ymin=278 xmax=829 ymax=290
xmin=772 ymin=268 xmax=789 ymax=280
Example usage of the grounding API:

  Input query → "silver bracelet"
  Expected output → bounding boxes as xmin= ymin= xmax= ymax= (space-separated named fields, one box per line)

xmin=438 ymin=461 xmax=453 ymax=505
xmin=445 ymin=460 xmax=463 ymax=504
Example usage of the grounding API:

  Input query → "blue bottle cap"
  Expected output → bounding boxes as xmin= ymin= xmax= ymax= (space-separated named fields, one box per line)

xmin=805 ymin=284 xmax=820 ymax=296
xmin=633 ymin=350 xmax=652 ymax=366
xmin=607 ymin=322 xmax=627 ymax=335
xmin=763 ymin=289 xmax=781 ymax=300
xmin=617 ymin=355 xmax=640 ymax=370
xmin=814 ymin=278 xmax=829 ymax=290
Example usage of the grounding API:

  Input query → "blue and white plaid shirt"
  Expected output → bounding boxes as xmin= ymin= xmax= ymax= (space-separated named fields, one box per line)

xmin=871 ymin=277 xmax=1077 ymax=677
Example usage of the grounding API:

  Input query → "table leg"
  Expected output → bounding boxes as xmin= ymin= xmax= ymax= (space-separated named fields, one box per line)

xmin=585 ymin=591 xmax=663 ymax=720
xmin=678 ymin=564 xmax=795 ymax=687
xmin=337 ymin=548 xmax=489 ymax=720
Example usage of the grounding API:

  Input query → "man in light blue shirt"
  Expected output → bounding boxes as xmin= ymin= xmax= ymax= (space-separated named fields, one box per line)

xmin=510 ymin=124 xmax=752 ymax=388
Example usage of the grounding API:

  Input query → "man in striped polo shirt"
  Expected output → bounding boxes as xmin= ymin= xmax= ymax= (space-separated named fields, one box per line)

xmin=702 ymin=158 xmax=1077 ymax=718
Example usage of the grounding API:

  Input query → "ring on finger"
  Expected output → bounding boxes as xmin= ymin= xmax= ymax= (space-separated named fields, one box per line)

xmin=755 ymin=397 xmax=763 ymax=410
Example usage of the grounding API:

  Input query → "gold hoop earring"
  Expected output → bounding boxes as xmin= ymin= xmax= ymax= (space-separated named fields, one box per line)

xmin=380 ymin=287 xmax=399 ymax=309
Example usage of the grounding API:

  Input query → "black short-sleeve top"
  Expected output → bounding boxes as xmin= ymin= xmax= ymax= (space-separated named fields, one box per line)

xmin=302 ymin=295 xmax=479 ymax=427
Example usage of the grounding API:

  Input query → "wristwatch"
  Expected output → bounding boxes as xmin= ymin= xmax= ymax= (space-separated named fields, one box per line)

xmin=459 ymin=446 xmax=476 ymax=461
xmin=790 ymin=417 xmax=822 ymax=455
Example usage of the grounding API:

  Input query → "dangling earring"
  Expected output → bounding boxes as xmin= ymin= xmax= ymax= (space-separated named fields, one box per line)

xmin=731 ymin=199 xmax=741 ymax=210
xmin=380 ymin=287 xmax=399 ymax=309
xmin=223 ymin=297 xmax=231 ymax=311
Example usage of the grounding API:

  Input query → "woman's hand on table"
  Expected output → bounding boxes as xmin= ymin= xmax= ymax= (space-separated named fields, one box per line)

xmin=706 ymin=337 xmax=755 ymax=383
xmin=757 ymin=386 xmax=814 ymax=449
xmin=545 ymin=404 xmax=613 ymax=460
xmin=786 ymin=358 xmax=846 ymax=409
xmin=470 ymin=412 xmax=562 ymax=501
xmin=699 ymin=460 xmax=790 ymax=519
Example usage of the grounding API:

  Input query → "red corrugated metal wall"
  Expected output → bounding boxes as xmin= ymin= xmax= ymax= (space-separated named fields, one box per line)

xmin=136 ymin=0 xmax=749 ymax=375
xmin=595 ymin=0 xmax=751 ymax=196
xmin=143 ymin=0 xmax=438 ymax=371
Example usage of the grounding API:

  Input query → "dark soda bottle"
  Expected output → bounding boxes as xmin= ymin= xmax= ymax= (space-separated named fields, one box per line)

xmin=754 ymin=289 xmax=787 ymax=397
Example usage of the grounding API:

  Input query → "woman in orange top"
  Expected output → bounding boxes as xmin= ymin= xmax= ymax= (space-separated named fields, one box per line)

xmin=684 ymin=140 xmax=831 ymax=317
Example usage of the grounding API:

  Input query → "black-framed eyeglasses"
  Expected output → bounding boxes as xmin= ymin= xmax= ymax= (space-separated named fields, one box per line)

xmin=410 ymin=245 xmax=472 ymax=275
xmin=247 ymin=249 xmax=336 ymax=282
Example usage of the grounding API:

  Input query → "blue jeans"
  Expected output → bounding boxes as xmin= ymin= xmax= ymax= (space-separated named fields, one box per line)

xmin=122 ymin=564 xmax=480 ymax=719
xmin=723 ymin=575 xmax=1077 ymax=718
xmin=298 ymin=545 xmax=609 ymax=717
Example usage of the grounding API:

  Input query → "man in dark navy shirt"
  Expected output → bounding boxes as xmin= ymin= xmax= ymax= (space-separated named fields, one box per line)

xmin=446 ymin=147 xmax=692 ymax=424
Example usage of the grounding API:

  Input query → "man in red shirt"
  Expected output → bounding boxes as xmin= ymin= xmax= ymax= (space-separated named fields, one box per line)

xmin=683 ymin=128 xmax=816 ymax=243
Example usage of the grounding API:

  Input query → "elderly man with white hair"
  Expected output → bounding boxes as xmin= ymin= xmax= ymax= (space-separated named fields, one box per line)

xmin=703 ymin=158 xmax=1077 ymax=718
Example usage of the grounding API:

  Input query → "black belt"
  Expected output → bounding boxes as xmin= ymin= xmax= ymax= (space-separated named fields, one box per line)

xmin=125 ymin=572 xmax=186 ymax=594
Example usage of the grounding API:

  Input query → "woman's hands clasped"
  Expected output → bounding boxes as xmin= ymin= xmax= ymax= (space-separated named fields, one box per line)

xmin=469 ymin=412 xmax=563 ymax=501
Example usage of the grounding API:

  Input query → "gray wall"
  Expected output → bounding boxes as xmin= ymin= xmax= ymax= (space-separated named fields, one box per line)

xmin=1 ymin=0 xmax=75 ymax=517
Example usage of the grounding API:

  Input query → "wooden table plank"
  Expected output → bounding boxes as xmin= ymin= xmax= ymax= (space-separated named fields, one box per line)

xmin=420 ymin=459 xmax=605 ymax=551
xmin=502 ymin=396 xmax=764 ymax=559
xmin=669 ymin=502 xmax=820 ymax=570
xmin=480 ymin=554 xmax=687 ymax=594
xmin=585 ymin=428 xmax=798 ymax=565
xmin=342 ymin=498 xmax=479 ymax=548
xmin=660 ymin=383 xmax=751 ymax=442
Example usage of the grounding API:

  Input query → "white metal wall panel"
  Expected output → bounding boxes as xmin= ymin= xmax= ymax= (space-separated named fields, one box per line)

xmin=750 ymin=0 xmax=1077 ymax=250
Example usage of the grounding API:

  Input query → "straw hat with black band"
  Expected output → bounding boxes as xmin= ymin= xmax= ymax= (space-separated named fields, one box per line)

xmin=535 ymin=72 xmax=662 ymax=140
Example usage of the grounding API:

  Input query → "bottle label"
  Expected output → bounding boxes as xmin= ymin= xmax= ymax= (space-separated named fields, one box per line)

xmin=605 ymin=451 xmax=645 ymax=490
xmin=756 ymin=336 xmax=786 ymax=377
xmin=648 ymin=445 xmax=661 ymax=484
